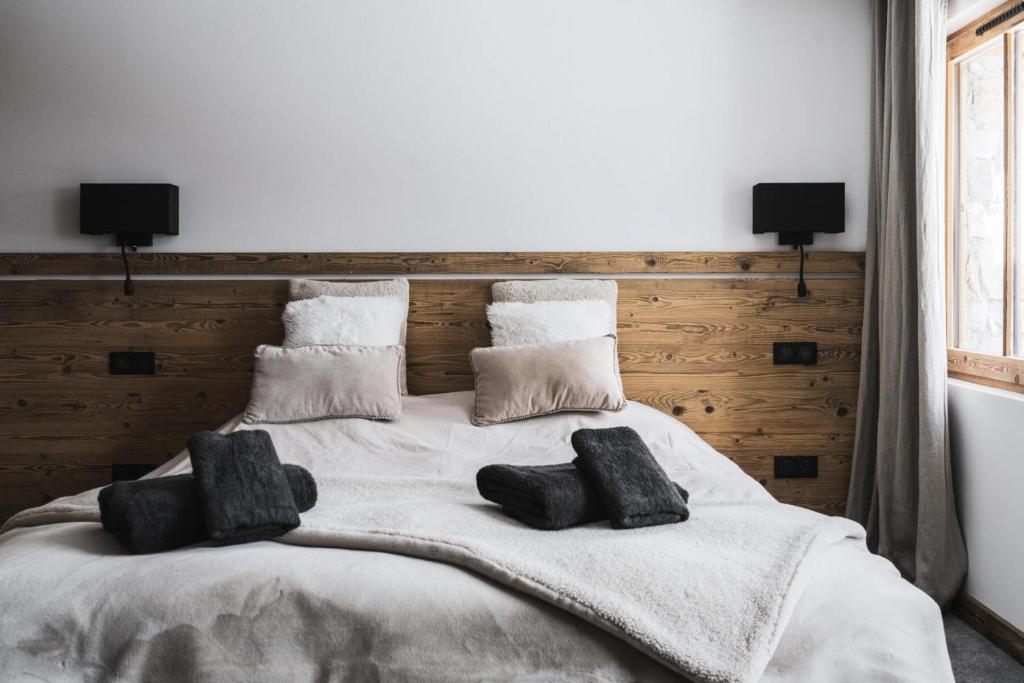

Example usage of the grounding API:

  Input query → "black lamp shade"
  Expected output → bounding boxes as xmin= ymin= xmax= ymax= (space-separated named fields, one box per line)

xmin=752 ymin=183 xmax=844 ymax=235
xmin=80 ymin=184 xmax=179 ymax=238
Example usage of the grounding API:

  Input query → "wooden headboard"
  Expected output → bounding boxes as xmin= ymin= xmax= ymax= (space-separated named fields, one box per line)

xmin=0 ymin=251 xmax=864 ymax=521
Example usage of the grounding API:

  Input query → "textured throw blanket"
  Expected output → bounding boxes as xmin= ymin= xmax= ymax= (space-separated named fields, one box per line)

xmin=3 ymin=473 xmax=862 ymax=683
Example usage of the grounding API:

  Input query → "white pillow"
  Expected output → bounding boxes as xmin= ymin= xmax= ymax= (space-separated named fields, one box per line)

xmin=487 ymin=300 xmax=616 ymax=347
xmin=288 ymin=278 xmax=410 ymax=395
xmin=282 ymin=295 xmax=406 ymax=348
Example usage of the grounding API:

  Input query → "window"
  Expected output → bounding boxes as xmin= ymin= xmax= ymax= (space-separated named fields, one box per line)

xmin=952 ymin=41 xmax=1005 ymax=356
xmin=947 ymin=2 xmax=1024 ymax=390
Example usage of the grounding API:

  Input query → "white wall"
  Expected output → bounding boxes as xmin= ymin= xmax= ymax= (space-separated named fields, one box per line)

xmin=949 ymin=379 xmax=1024 ymax=631
xmin=0 ymin=1 xmax=870 ymax=253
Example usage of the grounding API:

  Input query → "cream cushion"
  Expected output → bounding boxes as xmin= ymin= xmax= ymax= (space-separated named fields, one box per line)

xmin=470 ymin=336 xmax=626 ymax=426
xmin=243 ymin=345 xmax=403 ymax=424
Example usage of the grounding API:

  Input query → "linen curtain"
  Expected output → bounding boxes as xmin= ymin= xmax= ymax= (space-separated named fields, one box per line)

xmin=847 ymin=0 xmax=967 ymax=607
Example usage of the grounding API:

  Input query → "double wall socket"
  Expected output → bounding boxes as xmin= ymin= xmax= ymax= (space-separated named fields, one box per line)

xmin=773 ymin=456 xmax=819 ymax=479
xmin=773 ymin=341 xmax=817 ymax=365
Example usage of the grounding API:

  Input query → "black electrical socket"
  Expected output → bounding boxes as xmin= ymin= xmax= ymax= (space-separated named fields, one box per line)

xmin=774 ymin=455 xmax=819 ymax=479
xmin=773 ymin=341 xmax=818 ymax=365
xmin=111 ymin=463 xmax=159 ymax=481
xmin=109 ymin=351 xmax=156 ymax=375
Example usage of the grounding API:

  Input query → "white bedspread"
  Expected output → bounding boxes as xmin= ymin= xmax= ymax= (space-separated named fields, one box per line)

xmin=0 ymin=392 xmax=953 ymax=682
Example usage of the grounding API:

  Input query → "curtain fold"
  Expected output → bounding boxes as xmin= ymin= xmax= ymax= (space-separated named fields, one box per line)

xmin=847 ymin=0 xmax=967 ymax=607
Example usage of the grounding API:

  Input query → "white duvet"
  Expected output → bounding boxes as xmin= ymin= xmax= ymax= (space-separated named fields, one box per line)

xmin=0 ymin=392 xmax=953 ymax=682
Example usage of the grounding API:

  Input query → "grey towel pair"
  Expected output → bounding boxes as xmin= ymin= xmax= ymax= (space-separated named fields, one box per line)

xmin=477 ymin=426 xmax=689 ymax=530
xmin=99 ymin=430 xmax=317 ymax=553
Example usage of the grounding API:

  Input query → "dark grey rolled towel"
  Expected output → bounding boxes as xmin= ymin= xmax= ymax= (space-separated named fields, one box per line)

xmin=477 ymin=463 xmax=606 ymax=530
xmin=187 ymin=430 xmax=301 ymax=546
xmin=284 ymin=464 xmax=318 ymax=512
xmin=571 ymin=426 xmax=690 ymax=529
xmin=99 ymin=474 xmax=205 ymax=554
xmin=98 ymin=464 xmax=317 ymax=554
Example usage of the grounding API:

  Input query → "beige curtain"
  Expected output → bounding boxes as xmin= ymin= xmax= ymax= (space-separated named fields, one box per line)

xmin=847 ymin=0 xmax=967 ymax=607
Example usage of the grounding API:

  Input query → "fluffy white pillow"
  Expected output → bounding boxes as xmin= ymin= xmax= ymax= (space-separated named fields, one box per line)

xmin=283 ymin=295 xmax=406 ymax=348
xmin=487 ymin=300 xmax=616 ymax=347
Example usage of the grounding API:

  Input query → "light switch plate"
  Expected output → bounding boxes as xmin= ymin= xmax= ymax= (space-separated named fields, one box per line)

xmin=109 ymin=351 xmax=156 ymax=375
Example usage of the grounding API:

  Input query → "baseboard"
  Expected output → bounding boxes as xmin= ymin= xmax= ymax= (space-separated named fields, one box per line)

xmin=953 ymin=592 xmax=1024 ymax=665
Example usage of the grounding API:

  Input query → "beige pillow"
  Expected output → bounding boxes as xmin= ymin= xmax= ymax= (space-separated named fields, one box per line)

xmin=470 ymin=336 xmax=626 ymax=426
xmin=491 ymin=279 xmax=618 ymax=327
xmin=288 ymin=278 xmax=410 ymax=395
xmin=243 ymin=344 xmax=403 ymax=424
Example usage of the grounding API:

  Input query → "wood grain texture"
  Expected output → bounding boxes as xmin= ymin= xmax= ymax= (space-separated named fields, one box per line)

xmin=0 ymin=251 xmax=865 ymax=276
xmin=947 ymin=348 xmax=1024 ymax=392
xmin=0 ymin=275 xmax=862 ymax=521
xmin=953 ymin=592 xmax=1024 ymax=664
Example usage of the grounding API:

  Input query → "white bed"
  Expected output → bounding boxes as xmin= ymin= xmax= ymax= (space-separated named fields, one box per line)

xmin=0 ymin=392 xmax=953 ymax=682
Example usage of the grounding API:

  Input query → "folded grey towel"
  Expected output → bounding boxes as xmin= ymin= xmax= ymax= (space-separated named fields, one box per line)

xmin=477 ymin=463 xmax=605 ymax=530
xmin=571 ymin=426 xmax=690 ymax=529
xmin=98 ymin=465 xmax=317 ymax=554
xmin=187 ymin=430 xmax=301 ymax=546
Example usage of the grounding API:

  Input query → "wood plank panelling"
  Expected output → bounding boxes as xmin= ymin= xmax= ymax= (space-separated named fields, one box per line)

xmin=0 ymin=251 xmax=865 ymax=276
xmin=0 ymin=269 xmax=863 ymax=522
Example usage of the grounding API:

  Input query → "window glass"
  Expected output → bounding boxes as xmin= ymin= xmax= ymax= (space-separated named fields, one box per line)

xmin=1013 ymin=33 xmax=1024 ymax=356
xmin=954 ymin=42 xmax=1005 ymax=355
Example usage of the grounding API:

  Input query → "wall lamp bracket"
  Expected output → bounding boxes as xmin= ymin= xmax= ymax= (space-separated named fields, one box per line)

xmin=752 ymin=182 xmax=845 ymax=299
xmin=79 ymin=183 xmax=178 ymax=296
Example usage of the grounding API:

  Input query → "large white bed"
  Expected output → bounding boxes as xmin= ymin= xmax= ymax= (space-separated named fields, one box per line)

xmin=0 ymin=392 xmax=953 ymax=682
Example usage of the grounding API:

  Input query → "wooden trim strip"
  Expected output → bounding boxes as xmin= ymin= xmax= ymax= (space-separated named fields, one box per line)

xmin=0 ymin=251 xmax=866 ymax=277
xmin=953 ymin=592 xmax=1024 ymax=664
xmin=947 ymin=59 xmax=957 ymax=345
xmin=948 ymin=347 xmax=1024 ymax=391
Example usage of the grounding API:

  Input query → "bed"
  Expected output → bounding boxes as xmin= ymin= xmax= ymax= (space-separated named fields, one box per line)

xmin=0 ymin=391 xmax=952 ymax=682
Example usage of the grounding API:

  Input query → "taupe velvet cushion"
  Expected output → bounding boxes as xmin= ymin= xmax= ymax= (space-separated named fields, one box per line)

xmin=288 ymin=278 xmax=410 ymax=394
xmin=243 ymin=345 xmax=403 ymax=424
xmin=470 ymin=336 xmax=626 ymax=426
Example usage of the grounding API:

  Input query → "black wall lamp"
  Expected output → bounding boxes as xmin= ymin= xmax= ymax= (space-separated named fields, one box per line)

xmin=80 ymin=183 xmax=179 ymax=295
xmin=753 ymin=182 xmax=845 ymax=297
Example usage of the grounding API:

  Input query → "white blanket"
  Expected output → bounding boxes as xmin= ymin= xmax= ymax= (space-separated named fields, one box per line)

xmin=0 ymin=392 xmax=954 ymax=682
xmin=291 ymin=478 xmax=862 ymax=682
